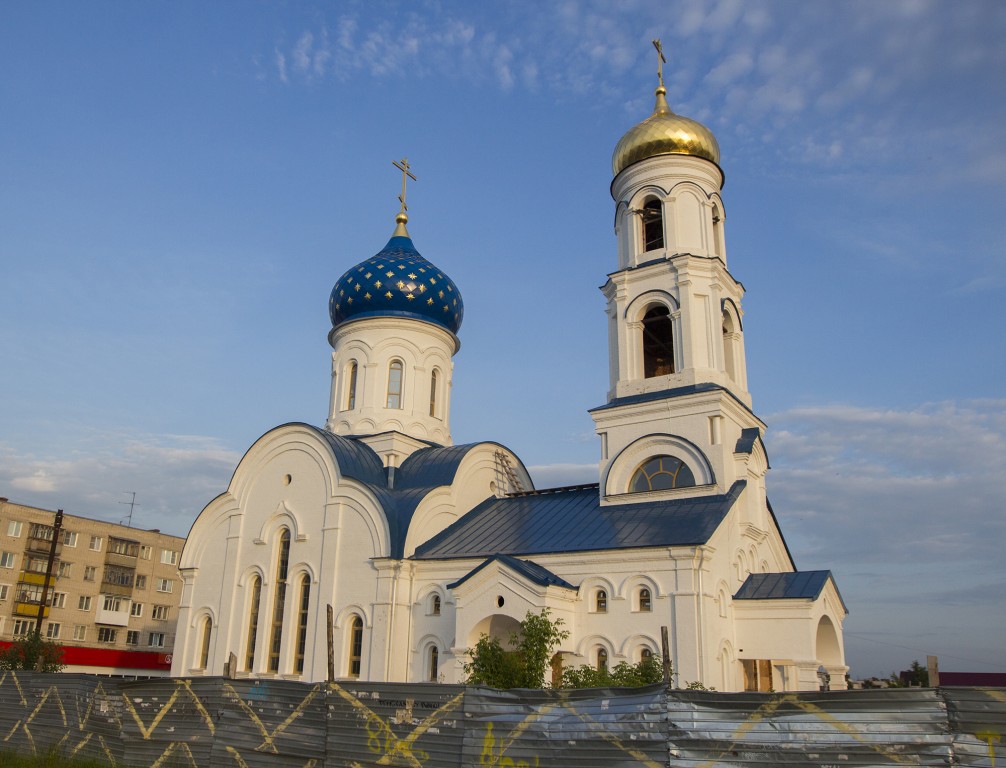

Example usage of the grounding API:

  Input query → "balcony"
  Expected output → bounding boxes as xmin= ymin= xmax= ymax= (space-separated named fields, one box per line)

xmin=104 ymin=550 xmax=138 ymax=568
xmin=13 ymin=601 xmax=48 ymax=619
xmin=25 ymin=535 xmax=61 ymax=558
xmin=17 ymin=571 xmax=52 ymax=586
xmin=95 ymin=604 xmax=131 ymax=627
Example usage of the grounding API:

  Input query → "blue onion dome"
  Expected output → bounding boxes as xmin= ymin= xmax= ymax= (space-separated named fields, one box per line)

xmin=329 ymin=212 xmax=464 ymax=335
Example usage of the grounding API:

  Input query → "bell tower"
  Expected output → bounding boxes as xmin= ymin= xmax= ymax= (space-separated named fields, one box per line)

xmin=591 ymin=42 xmax=763 ymax=502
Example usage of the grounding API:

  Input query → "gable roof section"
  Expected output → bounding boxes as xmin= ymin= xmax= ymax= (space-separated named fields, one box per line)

xmin=734 ymin=570 xmax=847 ymax=612
xmin=447 ymin=554 xmax=576 ymax=591
xmin=414 ymin=480 xmax=746 ymax=560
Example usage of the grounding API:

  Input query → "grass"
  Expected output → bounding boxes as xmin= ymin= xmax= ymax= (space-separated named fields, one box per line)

xmin=0 ymin=753 xmax=115 ymax=768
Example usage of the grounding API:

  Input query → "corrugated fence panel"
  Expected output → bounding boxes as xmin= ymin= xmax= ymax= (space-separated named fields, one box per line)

xmin=943 ymin=688 xmax=1006 ymax=767
xmin=117 ymin=677 xmax=218 ymax=768
xmin=461 ymin=684 xmax=668 ymax=768
xmin=666 ymin=689 xmax=953 ymax=767
xmin=326 ymin=681 xmax=467 ymax=768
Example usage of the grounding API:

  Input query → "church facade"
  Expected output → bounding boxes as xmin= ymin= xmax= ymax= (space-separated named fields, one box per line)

xmin=172 ymin=69 xmax=848 ymax=692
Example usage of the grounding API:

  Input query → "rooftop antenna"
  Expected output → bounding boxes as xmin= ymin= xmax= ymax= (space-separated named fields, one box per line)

xmin=119 ymin=491 xmax=140 ymax=528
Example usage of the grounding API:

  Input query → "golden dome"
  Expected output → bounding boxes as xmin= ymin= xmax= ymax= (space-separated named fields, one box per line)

xmin=612 ymin=85 xmax=720 ymax=176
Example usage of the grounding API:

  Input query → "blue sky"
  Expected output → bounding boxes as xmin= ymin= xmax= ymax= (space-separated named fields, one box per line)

xmin=1 ymin=1 xmax=1004 ymax=680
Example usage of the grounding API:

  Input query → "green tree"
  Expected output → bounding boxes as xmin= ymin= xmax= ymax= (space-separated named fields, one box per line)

xmin=561 ymin=655 xmax=664 ymax=689
xmin=888 ymin=659 xmax=929 ymax=687
xmin=463 ymin=609 xmax=569 ymax=689
xmin=0 ymin=630 xmax=65 ymax=672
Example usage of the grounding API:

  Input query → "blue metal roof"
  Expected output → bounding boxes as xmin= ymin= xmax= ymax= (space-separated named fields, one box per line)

xmin=734 ymin=570 xmax=846 ymax=612
xmin=447 ymin=554 xmax=577 ymax=591
xmin=329 ymin=235 xmax=464 ymax=335
xmin=414 ymin=481 xmax=747 ymax=560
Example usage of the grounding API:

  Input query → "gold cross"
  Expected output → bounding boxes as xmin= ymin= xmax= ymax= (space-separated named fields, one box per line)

xmin=652 ymin=39 xmax=667 ymax=88
xmin=392 ymin=157 xmax=417 ymax=213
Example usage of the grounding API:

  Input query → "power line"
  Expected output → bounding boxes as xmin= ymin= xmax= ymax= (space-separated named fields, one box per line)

xmin=844 ymin=631 xmax=1005 ymax=671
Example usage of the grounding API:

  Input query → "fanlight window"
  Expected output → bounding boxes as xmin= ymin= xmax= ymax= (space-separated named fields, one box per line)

xmin=387 ymin=361 xmax=404 ymax=409
xmin=642 ymin=199 xmax=664 ymax=252
xmin=642 ymin=306 xmax=674 ymax=377
xmin=630 ymin=455 xmax=696 ymax=493
xmin=595 ymin=589 xmax=607 ymax=613
xmin=349 ymin=616 xmax=363 ymax=677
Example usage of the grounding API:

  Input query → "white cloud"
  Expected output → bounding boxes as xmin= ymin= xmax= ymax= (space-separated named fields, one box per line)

xmin=274 ymin=48 xmax=287 ymax=83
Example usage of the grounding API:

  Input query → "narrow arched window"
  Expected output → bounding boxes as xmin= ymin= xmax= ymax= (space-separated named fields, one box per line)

xmin=429 ymin=370 xmax=438 ymax=417
xmin=428 ymin=645 xmax=439 ymax=681
xmin=346 ymin=362 xmax=358 ymax=410
xmin=198 ymin=616 xmax=212 ymax=670
xmin=641 ymin=647 xmax=653 ymax=662
xmin=639 ymin=588 xmax=652 ymax=612
xmin=431 ymin=594 xmax=441 ymax=616
xmin=268 ymin=529 xmax=291 ymax=673
xmin=642 ymin=305 xmax=674 ymax=377
xmin=595 ymin=589 xmax=607 ymax=613
xmin=244 ymin=575 xmax=261 ymax=671
xmin=387 ymin=361 xmax=403 ymax=409
xmin=349 ymin=616 xmax=363 ymax=677
xmin=630 ymin=455 xmax=696 ymax=493
xmin=712 ymin=203 xmax=725 ymax=257
xmin=642 ymin=199 xmax=664 ymax=252
xmin=597 ymin=648 xmax=608 ymax=673
xmin=294 ymin=574 xmax=311 ymax=674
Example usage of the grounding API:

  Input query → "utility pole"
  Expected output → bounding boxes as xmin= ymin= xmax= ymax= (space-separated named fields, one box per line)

xmin=35 ymin=509 xmax=63 ymax=634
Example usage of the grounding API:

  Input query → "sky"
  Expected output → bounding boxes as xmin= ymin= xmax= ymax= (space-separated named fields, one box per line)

xmin=1 ymin=0 xmax=1004 ymax=680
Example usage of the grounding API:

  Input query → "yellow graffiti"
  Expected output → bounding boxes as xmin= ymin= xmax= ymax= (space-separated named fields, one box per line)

xmin=121 ymin=679 xmax=216 ymax=741
xmin=222 ymin=681 xmax=322 ymax=754
xmin=150 ymin=741 xmax=199 ymax=768
xmin=478 ymin=722 xmax=539 ymax=768
xmin=976 ymin=730 xmax=1000 ymax=766
xmin=0 ymin=671 xmax=28 ymax=706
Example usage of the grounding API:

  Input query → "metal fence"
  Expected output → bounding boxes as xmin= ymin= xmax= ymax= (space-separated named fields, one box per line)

xmin=0 ymin=672 xmax=1003 ymax=767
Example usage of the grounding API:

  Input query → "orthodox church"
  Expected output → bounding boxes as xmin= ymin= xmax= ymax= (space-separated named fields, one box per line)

xmin=173 ymin=56 xmax=848 ymax=692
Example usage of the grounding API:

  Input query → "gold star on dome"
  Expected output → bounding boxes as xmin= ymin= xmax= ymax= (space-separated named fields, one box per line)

xmin=365 ymin=272 xmax=372 ymax=279
xmin=418 ymin=267 xmax=426 ymax=273
xmin=334 ymin=303 xmax=341 ymax=311
xmin=429 ymin=277 xmax=437 ymax=285
xmin=426 ymin=297 xmax=434 ymax=305
xmin=374 ymin=280 xmax=382 ymax=288
xmin=408 ymin=273 xmax=417 ymax=279
xmin=346 ymin=277 xmax=353 ymax=284
xmin=447 ymin=285 xmax=453 ymax=292
xmin=365 ymin=292 xmax=372 ymax=300
xmin=443 ymin=305 xmax=449 ymax=312
xmin=397 ymin=264 xmax=406 ymax=270
xmin=339 ymin=289 xmax=344 ymax=297
xmin=385 ymin=291 xmax=393 ymax=299
xmin=406 ymin=293 xmax=415 ymax=300
xmin=418 ymin=284 xmax=426 ymax=293
xmin=397 ymin=280 xmax=405 ymax=289
xmin=438 ymin=290 xmax=444 ymax=299
xmin=354 ymin=283 xmax=361 ymax=291
xmin=347 ymin=297 xmax=353 ymax=304
xmin=386 ymin=271 xmax=394 ymax=278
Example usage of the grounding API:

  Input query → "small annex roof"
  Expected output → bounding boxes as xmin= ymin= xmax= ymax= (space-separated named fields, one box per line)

xmin=447 ymin=554 xmax=577 ymax=591
xmin=734 ymin=570 xmax=847 ymax=612
xmin=414 ymin=480 xmax=746 ymax=560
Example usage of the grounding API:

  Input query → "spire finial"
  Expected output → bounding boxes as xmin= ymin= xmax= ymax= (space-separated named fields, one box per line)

xmin=652 ymin=38 xmax=667 ymax=89
xmin=391 ymin=157 xmax=417 ymax=237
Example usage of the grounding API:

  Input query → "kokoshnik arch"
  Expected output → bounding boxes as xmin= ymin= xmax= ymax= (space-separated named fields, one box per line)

xmin=173 ymin=45 xmax=848 ymax=692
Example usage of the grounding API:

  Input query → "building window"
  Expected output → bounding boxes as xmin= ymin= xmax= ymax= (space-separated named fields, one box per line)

xmin=7 ymin=521 xmax=23 ymax=537
xmin=161 ymin=549 xmax=178 ymax=565
xmin=135 ymin=575 xmax=147 ymax=589
xmin=641 ymin=648 xmax=653 ymax=662
xmin=18 ymin=583 xmax=44 ymax=605
xmin=157 ymin=578 xmax=173 ymax=593
xmin=50 ymin=591 xmax=66 ymax=609
xmin=596 ymin=648 xmax=608 ymax=673
xmin=57 ymin=561 xmax=72 ymax=578
xmin=0 ymin=584 xmax=9 ymax=601
xmin=430 ymin=594 xmax=441 ymax=616
xmin=712 ymin=203 xmax=725 ymax=257
xmin=78 ymin=595 xmax=92 ymax=611
xmin=12 ymin=619 xmax=31 ymax=637
xmin=148 ymin=632 xmax=165 ymax=648
xmin=108 ymin=538 xmax=139 ymax=557
xmin=386 ymin=361 xmax=404 ymax=409
xmin=0 ymin=552 xmax=15 ymax=569
xmin=44 ymin=623 xmax=60 ymax=640
xmin=104 ymin=566 xmax=134 ymax=588
xmin=84 ymin=566 xmax=96 ymax=582
xmin=199 ymin=617 xmax=213 ymax=670
xmin=595 ymin=589 xmax=607 ymax=613
xmin=428 ymin=645 xmax=439 ymax=681
xmin=152 ymin=604 xmax=169 ymax=620
xmin=641 ymin=198 xmax=664 ymax=252
xmin=62 ymin=531 xmax=78 ymax=547
xmin=348 ymin=616 xmax=363 ymax=677
xmin=294 ymin=575 xmax=310 ymax=674
xmin=97 ymin=627 xmax=117 ymax=644
xmin=630 ymin=455 xmax=696 ymax=493
xmin=245 ymin=575 xmax=262 ymax=672
xmin=346 ymin=361 xmax=358 ymax=410
xmin=140 ymin=545 xmax=152 ymax=560
xmin=642 ymin=305 xmax=674 ymax=377
xmin=268 ymin=529 xmax=291 ymax=674
xmin=89 ymin=536 xmax=102 ymax=552
xmin=130 ymin=602 xmax=143 ymax=617
xmin=126 ymin=630 xmax=140 ymax=645
xmin=73 ymin=625 xmax=87 ymax=641
xmin=429 ymin=370 xmax=438 ymax=417
xmin=638 ymin=588 xmax=652 ymax=612
xmin=25 ymin=556 xmax=47 ymax=574
xmin=102 ymin=595 xmax=123 ymax=612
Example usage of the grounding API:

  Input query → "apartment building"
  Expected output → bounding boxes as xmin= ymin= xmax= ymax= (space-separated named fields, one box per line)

xmin=0 ymin=496 xmax=185 ymax=676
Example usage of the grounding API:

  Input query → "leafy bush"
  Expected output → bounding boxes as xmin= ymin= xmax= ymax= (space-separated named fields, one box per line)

xmin=561 ymin=655 xmax=665 ymax=689
xmin=463 ymin=609 xmax=569 ymax=689
xmin=0 ymin=631 xmax=65 ymax=673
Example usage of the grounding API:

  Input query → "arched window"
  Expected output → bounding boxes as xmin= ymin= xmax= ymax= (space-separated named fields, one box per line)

xmin=346 ymin=362 xmax=358 ymax=410
xmin=198 ymin=616 xmax=212 ymax=670
xmin=630 ymin=455 xmax=696 ymax=492
xmin=244 ymin=575 xmax=261 ymax=672
xmin=294 ymin=574 xmax=311 ymax=674
xmin=642 ymin=306 xmax=674 ymax=377
xmin=431 ymin=594 xmax=441 ymax=616
xmin=640 ymin=647 xmax=653 ymax=662
xmin=722 ymin=310 xmax=739 ymax=382
xmin=268 ymin=529 xmax=291 ymax=673
xmin=428 ymin=645 xmax=439 ymax=681
xmin=641 ymin=199 xmax=664 ymax=252
xmin=595 ymin=589 xmax=607 ymax=613
xmin=712 ymin=203 xmax=725 ymax=257
xmin=429 ymin=370 xmax=438 ymax=417
xmin=348 ymin=616 xmax=363 ymax=677
xmin=387 ymin=361 xmax=404 ymax=409
xmin=639 ymin=588 xmax=652 ymax=612
xmin=597 ymin=648 xmax=608 ymax=673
